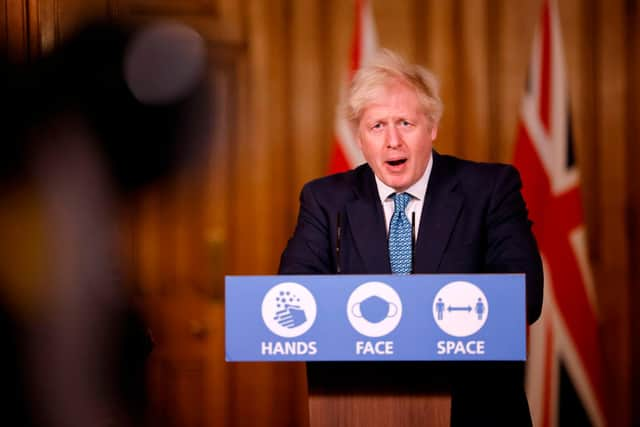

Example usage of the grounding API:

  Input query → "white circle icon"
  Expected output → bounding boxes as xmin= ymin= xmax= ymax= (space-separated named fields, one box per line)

xmin=262 ymin=282 xmax=317 ymax=338
xmin=433 ymin=281 xmax=488 ymax=337
xmin=347 ymin=281 xmax=403 ymax=338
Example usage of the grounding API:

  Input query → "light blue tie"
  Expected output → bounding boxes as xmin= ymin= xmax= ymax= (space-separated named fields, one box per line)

xmin=389 ymin=192 xmax=412 ymax=274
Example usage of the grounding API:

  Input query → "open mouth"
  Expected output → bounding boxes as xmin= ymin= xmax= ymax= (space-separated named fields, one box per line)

xmin=386 ymin=159 xmax=407 ymax=166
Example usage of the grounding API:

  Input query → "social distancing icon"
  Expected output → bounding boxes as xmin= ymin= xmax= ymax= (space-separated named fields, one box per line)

xmin=433 ymin=281 xmax=488 ymax=337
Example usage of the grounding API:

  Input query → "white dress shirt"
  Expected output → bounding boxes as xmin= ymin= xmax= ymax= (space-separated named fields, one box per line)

xmin=374 ymin=154 xmax=433 ymax=237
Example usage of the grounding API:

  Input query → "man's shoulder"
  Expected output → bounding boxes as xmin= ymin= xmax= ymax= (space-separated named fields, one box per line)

xmin=301 ymin=163 xmax=372 ymax=196
xmin=437 ymin=153 xmax=518 ymax=181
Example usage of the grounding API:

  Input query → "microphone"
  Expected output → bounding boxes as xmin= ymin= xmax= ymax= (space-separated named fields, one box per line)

xmin=411 ymin=211 xmax=416 ymax=274
xmin=336 ymin=212 xmax=342 ymax=273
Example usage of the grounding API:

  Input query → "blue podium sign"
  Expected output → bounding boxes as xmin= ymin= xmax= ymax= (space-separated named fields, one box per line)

xmin=225 ymin=275 xmax=525 ymax=362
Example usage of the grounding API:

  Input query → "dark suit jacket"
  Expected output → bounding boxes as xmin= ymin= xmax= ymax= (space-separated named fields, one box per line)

xmin=279 ymin=151 xmax=543 ymax=425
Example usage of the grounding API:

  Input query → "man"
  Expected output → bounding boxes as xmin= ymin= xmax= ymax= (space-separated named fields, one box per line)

xmin=279 ymin=49 xmax=543 ymax=425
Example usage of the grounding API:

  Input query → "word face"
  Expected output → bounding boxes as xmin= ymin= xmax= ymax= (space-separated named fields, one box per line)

xmin=356 ymin=340 xmax=394 ymax=355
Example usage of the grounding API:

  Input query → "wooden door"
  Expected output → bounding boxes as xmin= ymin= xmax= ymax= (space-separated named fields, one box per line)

xmin=127 ymin=48 xmax=242 ymax=427
xmin=111 ymin=3 xmax=309 ymax=425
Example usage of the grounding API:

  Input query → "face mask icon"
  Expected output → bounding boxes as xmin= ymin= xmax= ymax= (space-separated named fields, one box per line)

xmin=351 ymin=295 xmax=398 ymax=323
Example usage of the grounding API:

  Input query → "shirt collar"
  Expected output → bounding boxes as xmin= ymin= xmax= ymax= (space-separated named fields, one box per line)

xmin=374 ymin=152 xmax=433 ymax=203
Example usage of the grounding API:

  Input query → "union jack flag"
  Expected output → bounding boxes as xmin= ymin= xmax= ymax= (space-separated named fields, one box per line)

xmin=327 ymin=0 xmax=378 ymax=173
xmin=513 ymin=1 xmax=607 ymax=426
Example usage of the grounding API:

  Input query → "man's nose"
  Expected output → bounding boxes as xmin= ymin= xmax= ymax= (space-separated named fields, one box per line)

xmin=386 ymin=126 xmax=402 ymax=148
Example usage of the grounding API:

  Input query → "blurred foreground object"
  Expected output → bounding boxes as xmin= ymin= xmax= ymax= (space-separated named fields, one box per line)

xmin=0 ymin=19 xmax=211 ymax=427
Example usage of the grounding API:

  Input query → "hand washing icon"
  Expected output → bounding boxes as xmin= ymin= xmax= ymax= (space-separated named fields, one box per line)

xmin=351 ymin=295 xmax=398 ymax=323
xmin=262 ymin=282 xmax=317 ymax=338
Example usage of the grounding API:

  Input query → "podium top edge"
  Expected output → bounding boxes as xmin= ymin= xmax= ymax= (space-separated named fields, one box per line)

xmin=224 ymin=273 xmax=526 ymax=279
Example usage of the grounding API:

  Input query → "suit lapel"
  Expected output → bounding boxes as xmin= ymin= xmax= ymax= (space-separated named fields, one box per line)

xmin=345 ymin=165 xmax=390 ymax=274
xmin=415 ymin=151 xmax=463 ymax=273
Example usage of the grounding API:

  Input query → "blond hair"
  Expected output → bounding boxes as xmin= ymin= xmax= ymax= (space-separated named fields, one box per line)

xmin=346 ymin=49 xmax=443 ymax=126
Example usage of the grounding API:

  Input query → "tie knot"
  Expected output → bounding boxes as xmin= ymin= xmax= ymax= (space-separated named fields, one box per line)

xmin=392 ymin=192 xmax=411 ymax=212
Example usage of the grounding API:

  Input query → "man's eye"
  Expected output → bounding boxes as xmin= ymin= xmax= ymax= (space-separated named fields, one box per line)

xmin=371 ymin=123 xmax=383 ymax=130
xmin=400 ymin=120 xmax=412 ymax=127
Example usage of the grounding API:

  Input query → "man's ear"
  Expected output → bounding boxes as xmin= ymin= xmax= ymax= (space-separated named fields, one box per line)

xmin=354 ymin=122 xmax=363 ymax=149
xmin=430 ymin=125 xmax=438 ymax=141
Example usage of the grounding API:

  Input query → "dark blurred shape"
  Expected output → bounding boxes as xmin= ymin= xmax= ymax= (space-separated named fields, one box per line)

xmin=0 ymin=300 xmax=35 ymax=426
xmin=110 ymin=303 xmax=156 ymax=423
xmin=0 ymin=18 xmax=211 ymax=427
xmin=1 ymin=19 xmax=210 ymax=193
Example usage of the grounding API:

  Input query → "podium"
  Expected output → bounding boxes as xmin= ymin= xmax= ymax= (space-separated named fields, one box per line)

xmin=225 ymin=275 xmax=526 ymax=426
xmin=306 ymin=361 xmax=452 ymax=426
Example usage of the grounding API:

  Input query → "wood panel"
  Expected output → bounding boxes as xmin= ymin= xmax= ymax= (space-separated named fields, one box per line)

xmin=309 ymin=394 xmax=450 ymax=427
xmin=143 ymin=298 xmax=226 ymax=427
xmin=494 ymin=0 xmax=540 ymax=162
xmin=245 ymin=0 xmax=288 ymax=275
xmin=373 ymin=0 xmax=416 ymax=58
xmin=594 ymin=0 xmax=630 ymax=424
xmin=0 ymin=0 xmax=5 ymax=54
xmin=422 ymin=0 xmax=458 ymax=156
xmin=225 ymin=1 xmax=309 ymax=425
xmin=38 ymin=0 xmax=110 ymax=53
xmin=457 ymin=0 xmax=490 ymax=161
xmin=2 ymin=0 xmax=31 ymax=61
xmin=629 ymin=2 xmax=640 ymax=423
xmin=109 ymin=0 xmax=243 ymax=43
xmin=122 ymin=0 xmax=217 ymax=15
xmin=289 ymin=0 xmax=328 ymax=220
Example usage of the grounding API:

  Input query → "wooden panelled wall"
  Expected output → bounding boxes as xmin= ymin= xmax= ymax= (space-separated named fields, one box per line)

xmin=2 ymin=0 xmax=639 ymax=426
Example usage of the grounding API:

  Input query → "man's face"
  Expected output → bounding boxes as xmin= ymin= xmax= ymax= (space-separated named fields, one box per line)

xmin=357 ymin=81 xmax=437 ymax=192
